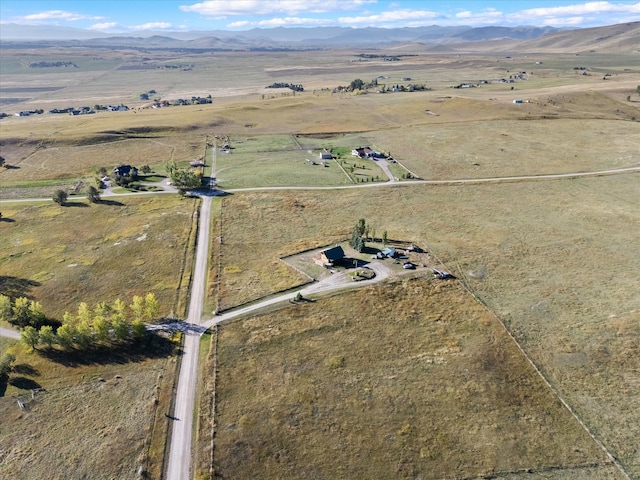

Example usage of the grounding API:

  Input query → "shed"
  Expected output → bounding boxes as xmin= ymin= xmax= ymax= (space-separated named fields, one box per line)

xmin=381 ymin=247 xmax=397 ymax=258
xmin=319 ymin=151 xmax=333 ymax=160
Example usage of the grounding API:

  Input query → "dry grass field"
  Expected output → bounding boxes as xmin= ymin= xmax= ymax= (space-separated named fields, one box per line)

xmin=207 ymin=279 xmax=613 ymax=479
xmin=0 ymin=195 xmax=199 ymax=319
xmin=0 ymin=332 xmax=180 ymax=480
xmin=1 ymin=37 xmax=639 ymax=480
xmin=203 ymin=173 xmax=639 ymax=477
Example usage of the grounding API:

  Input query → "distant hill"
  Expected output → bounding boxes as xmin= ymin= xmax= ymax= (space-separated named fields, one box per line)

xmin=0 ymin=23 xmax=558 ymax=48
xmin=1 ymin=22 xmax=638 ymax=53
xmin=511 ymin=21 xmax=640 ymax=52
xmin=437 ymin=21 xmax=640 ymax=54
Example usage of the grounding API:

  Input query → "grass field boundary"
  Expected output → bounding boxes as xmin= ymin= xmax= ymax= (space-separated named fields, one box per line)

xmin=174 ymin=199 xmax=201 ymax=318
xmin=209 ymin=325 xmax=219 ymax=479
xmin=429 ymin=249 xmax=631 ymax=479
xmin=160 ymin=333 xmax=183 ymax=480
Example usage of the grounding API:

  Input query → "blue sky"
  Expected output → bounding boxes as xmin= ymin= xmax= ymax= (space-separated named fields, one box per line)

xmin=1 ymin=1 xmax=639 ymax=32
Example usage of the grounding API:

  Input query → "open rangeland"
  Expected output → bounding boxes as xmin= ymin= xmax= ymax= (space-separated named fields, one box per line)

xmin=201 ymin=173 xmax=639 ymax=477
xmin=1 ymin=35 xmax=639 ymax=480
xmin=201 ymin=278 xmax=614 ymax=479
xmin=0 ymin=195 xmax=199 ymax=319
xmin=0 ymin=332 xmax=180 ymax=480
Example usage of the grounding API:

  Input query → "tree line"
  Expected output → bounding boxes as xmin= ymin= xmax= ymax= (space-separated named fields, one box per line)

xmin=0 ymin=293 xmax=160 ymax=352
xmin=349 ymin=218 xmax=387 ymax=252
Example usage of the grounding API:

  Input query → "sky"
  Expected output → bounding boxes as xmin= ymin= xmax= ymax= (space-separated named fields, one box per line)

xmin=1 ymin=0 xmax=639 ymax=32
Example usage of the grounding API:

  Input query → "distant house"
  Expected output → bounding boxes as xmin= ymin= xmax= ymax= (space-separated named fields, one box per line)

xmin=190 ymin=160 xmax=205 ymax=168
xmin=314 ymin=245 xmax=345 ymax=266
xmin=352 ymin=147 xmax=384 ymax=159
xmin=513 ymin=99 xmax=523 ymax=104
xmin=319 ymin=151 xmax=333 ymax=160
xmin=113 ymin=164 xmax=138 ymax=178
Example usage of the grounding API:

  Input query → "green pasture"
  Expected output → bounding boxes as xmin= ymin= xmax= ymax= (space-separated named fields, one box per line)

xmin=214 ymin=134 xmax=391 ymax=189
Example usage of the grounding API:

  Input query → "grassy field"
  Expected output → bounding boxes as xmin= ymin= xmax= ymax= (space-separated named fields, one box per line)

xmin=202 ymin=171 xmax=640 ymax=477
xmin=0 ymin=332 xmax=179 ymax=480
xmin=207 ymin=279 xmax=612 ymax=479
xmin=1 ymin=43 xmax=639 ymax=480
xmin=0 ymin=195 xmax=199 ymax=320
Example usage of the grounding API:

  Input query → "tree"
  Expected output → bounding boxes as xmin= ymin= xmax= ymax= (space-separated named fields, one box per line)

xmin=28 ymin=300 xmax=46 ymax=328
xmin=141 ymin=165 xmax=152 ymax=174
xmin=166 ymin=161 xmax=203 ymax=193
xmin=382 ymin=230 xmax=388 ymax=246
xmin=86 ymin=185 xmax=101 ymax=203
xmin=21 ymin=325 xmax=40 ymax=350
xmin=0 ymin=353 xmax=15 ymax=379
xmin=112 ymin=314 xmax=130 ymax=342
xmin=93 ymin=316 xmax=111 ymax=343
xmin=144 ymin=293 xmax=160 ymax=321
xmin=53 ymin=189 xmax=68 ymax=206
xmin=130 ymin=295 xmax=145 ymax=322
xmin=11 ymin=297 xmax=31 ymax=327
xmin=0 ymin=294 xmax=12 ymax=322
xmin=350 ymin=78 xmax=364 ymax=91
xmin=131 ymin=319 xmax=147 ymax=340
xmin=75 ymin=320 xmax=93 ymax=349
xmin=56 ymin=324 xmax=76 ymax=350
xmin=0 ymin=156 xmax=5 ymax=168
xmin=39 ymin=325 xmax=55 ymax=349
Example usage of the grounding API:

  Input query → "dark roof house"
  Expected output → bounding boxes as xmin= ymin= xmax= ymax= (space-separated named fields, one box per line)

xmin=314 ymin=245 xmax=345 ymax=266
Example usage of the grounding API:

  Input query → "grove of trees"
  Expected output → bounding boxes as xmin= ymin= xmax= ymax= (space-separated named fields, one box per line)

xmin=166 ymin=160 xmax=203 ymax=193
xmin=0 ymin=293 xmax=160 ymax=352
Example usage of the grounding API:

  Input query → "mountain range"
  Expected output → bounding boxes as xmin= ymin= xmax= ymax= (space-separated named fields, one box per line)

xmin=1 ymin=22 xmax=638 ymax=52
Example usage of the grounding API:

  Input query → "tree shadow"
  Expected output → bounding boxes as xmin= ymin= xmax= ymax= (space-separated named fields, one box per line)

xmin=63 ymin=201 xmax=89 ymax=207
xmin=0 ymin=276 xmax=41 ymax=298
xmin=0 ymin=217 xmax=16 ymax=223
xmin=0 ymin=380 xmax=7 ymax=397
xmin=4 ymin=165 xmax=20 ymax=170
xmin=12 ymin=364 xmax=40 ymax=376
xmin=37 ymin=332 xmax=179 ymax=367
xmin=9 ymin=377 xmax=42 ymax=390
xmin=97 ymin=199 xmax=124 ymax=206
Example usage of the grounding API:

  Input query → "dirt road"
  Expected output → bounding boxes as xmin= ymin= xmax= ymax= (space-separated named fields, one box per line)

xmin=0 ymin=326 xmax=20 ymax=340
xmin=166 ymin=196 xmax=212 ymax=480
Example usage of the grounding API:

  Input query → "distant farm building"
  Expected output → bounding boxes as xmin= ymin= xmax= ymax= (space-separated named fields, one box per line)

xmin=352 ymin=147 xmax=385 ymax=159
xmin=381 ymin=247 xmax=397 ymax=258
xmin=319 ymin=151 xmax=333 ymax=160
xmin=314 ymin=245 xmax=345 ymax=266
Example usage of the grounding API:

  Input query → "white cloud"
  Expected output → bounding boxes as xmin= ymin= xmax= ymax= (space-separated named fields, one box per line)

xmin=131 ymin=22 xmax=173 ymax=30
xmin=338 ymin=9 xmax=442 ymax=26
xmin=23 ymin=10 xmax=104 ymax=22
xmin=88 ymin=22 xmax=119 ymax=31
xmin=519 ymin=1 xmax=640 ymax=17
xmin=180 ymin=0 xmax=376 ymax=16
xmin=455 ymin=8 xmax=504 ymax=25
xmin=227 ymin=16 xmax=332 ymax=28
xmin=508 ymin=1 xmax=640 ymax=26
